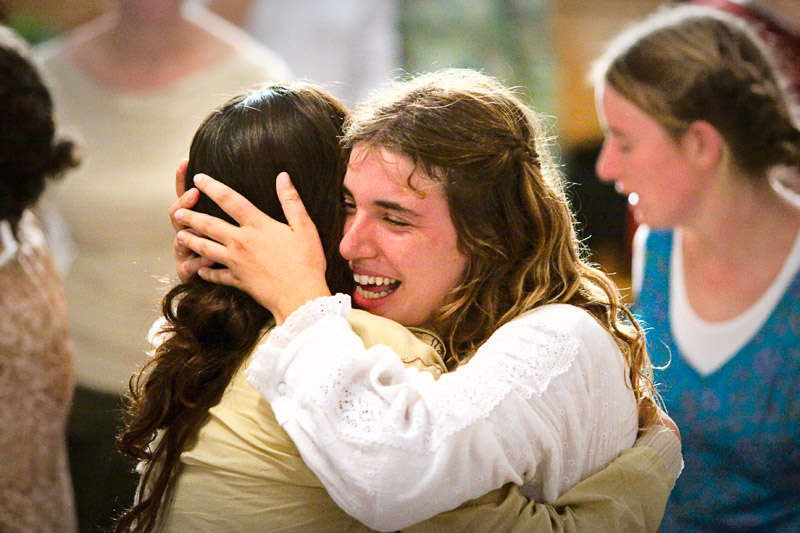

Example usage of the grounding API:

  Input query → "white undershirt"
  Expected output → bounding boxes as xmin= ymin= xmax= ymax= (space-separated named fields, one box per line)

xmin=668 ymin=227 xmax=800 ymax=375
xmin=0 ymin=220 xmax=18 ymax=269
xmin=0 ymin=211 xmax=46 ymax=269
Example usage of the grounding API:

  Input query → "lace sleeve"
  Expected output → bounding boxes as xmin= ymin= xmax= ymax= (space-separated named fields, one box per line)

xmin=246 ymin=300 xmax=637 ymax=531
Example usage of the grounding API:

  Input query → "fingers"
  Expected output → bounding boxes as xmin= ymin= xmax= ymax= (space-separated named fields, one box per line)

xmin=193 ymin=173 xmax=261 ymax=226
xmin=175 ymin=159 xmax=189 ymax=196
xmin=197 ymin=265 xmax=239 ymax=288
xmin=170 ymin=188 xmax=200 ymax=232
xmin=174 ymin=208 xmax=236 ymax=246
xmin=276 ymin=172 xmax=315 ymax=232
xmin=177 ymin=229 xmax=231 ymax=266
xmin=177 ymin=254 xmax=215 ymax=283
xmin=659 ymin=409 xmax=681 ymax=442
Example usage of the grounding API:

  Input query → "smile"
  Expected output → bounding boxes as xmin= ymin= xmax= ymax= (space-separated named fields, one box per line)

xmin=353 ymin=273 xmax=401 ymax=300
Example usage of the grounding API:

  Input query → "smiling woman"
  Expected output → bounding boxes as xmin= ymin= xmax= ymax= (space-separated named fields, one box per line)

xmin=340 ymin=145 xmax=467 ymax=327
xmin=171 ymin=68 xmax=682 ymax=531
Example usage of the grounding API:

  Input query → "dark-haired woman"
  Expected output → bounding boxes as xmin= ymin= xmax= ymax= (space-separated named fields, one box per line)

xmin=0 ymin=24 xmax=80 ymax=532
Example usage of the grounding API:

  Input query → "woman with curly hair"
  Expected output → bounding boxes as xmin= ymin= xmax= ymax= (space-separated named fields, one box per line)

xmin=174 ymin=68 xmax=679 ymax=531
xmin=122 ymin=80 xmax=680 ymax=532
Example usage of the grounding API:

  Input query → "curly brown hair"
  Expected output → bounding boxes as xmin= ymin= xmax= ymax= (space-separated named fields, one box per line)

xmin=343 ymin=68 xmax=659 ymax=425
xmin=115 ymin=84 xmax=351 ymax=533
xmin=0 ymin=25 xmax=78 ymax=233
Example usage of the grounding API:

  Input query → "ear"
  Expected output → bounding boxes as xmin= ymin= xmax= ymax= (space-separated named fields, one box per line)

xmin=679 ymin=120 xmax=723 ymax=171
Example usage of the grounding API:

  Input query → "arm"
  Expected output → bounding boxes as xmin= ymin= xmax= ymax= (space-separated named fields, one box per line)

xmin=245 ymin=296 xmax=637 ymax=531
xmin=405 ymin=426 xmax=679 ymax=533
xmin=352 ymin=310 xmax=681 ymax=533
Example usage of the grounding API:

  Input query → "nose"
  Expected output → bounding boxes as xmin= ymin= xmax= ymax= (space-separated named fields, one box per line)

xmin=339 ymin=212 xmax=377 ymax=261
xmin=595 ymin=139 xmax=617 ymax=183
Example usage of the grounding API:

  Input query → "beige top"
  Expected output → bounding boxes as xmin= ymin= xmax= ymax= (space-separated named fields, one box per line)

xmin=155 ymin=310 xmax=445 ymax=532
xmin=152 ymin=310 xmax=678 ymax=532
xmin=34 ymin=34 xmax=290 ymax=392
xmin=0 ymin=211 xmax=76 ymax=532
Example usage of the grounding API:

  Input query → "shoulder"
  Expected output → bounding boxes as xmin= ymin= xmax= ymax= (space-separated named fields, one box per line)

xmin=476 ymin=304 xmax=621 ymax=375
xmin=349 ymin=310 xmax=446 ymax=376
xmin=187 ymin=3 xmax=292 ymax=81
xmin=499 ymin=304 xmax=625 ymax=375
xmin=512 ymin=304 xmax=613 ymax=346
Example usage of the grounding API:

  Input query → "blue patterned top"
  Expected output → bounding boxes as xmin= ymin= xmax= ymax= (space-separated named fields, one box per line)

xmin=636 ymin=230 xmax=800 ymax=532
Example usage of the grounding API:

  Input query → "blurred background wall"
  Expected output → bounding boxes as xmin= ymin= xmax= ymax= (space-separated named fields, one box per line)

xmin=0 ymin=0 xmax=668 ymax=293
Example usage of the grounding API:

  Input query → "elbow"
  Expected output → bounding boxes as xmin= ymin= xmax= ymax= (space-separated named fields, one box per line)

xmin=331 ymin=485 xmax=434 ymax=531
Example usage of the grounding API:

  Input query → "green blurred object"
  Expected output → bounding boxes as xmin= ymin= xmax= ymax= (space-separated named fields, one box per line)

xmin=6 ymin=10 xmax=58 ymax=44
xmin=399 ymin=0 xmax=555 ymax=117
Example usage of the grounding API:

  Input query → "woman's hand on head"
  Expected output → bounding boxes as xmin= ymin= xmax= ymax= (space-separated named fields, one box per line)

xmin=173 ymin=172 xmax=332 ymax=324
xmin=171 ymin=160 xmax=213 ymax=282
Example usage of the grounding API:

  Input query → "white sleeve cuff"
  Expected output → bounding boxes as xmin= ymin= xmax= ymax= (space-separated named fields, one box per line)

xmin=635 ymin=424 xmax=684 ymax=482
xmin=246 ymin=294 xmax=352 ymax=406
xmin=266 ymin=294 xmax=351 ymax=349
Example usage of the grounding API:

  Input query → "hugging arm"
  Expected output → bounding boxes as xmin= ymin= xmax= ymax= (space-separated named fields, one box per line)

xmin=405 ymin=428 xmax=679 ymax=533
xmin=244 ymin=296 xmax=643 ymax=530
xmin=169 ymin=169 xmax=680 ymax=531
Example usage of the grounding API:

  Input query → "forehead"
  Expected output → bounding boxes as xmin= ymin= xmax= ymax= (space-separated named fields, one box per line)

xmin=344 ymin=144 xmax=441 ymax=198
xmin=600 ymin=86 xmax=661 ymax=135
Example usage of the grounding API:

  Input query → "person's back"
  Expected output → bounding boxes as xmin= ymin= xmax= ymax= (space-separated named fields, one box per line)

xmin=0 ymin=24 xmax=79 ymax=532
xmin=157 ymin=311 xmax=445 ymax=532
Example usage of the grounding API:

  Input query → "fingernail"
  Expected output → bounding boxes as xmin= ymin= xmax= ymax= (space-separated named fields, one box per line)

xmin=176 ymin=230 xmax=186 ymax=243
xmin=174 ymin=209 xmax=185 ymax=221
xmin=194 ymin=174 xmax=206 ymax=185
xmin=277 ymin=172 xmax=290 ymax=186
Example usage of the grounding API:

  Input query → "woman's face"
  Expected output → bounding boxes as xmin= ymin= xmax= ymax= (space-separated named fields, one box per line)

xmin=339 ymin=145 xmax=468 ymax=329
xmin=595 ymin=85 xmax=704 ymax=228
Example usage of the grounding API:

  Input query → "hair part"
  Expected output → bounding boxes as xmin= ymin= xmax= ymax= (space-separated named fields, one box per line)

xmin=116 ymin=84 xmax=350 ymax=533
xmin=592 ymin=5 xmax=800 ymax=178
xmin=343 ymin=68 xmax=659 ymax=424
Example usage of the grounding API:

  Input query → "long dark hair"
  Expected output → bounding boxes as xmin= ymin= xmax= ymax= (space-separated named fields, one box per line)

xmin=115 ymin=84 xmax=350 ymax=532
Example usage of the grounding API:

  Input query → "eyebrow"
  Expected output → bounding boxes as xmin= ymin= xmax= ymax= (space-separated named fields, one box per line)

xmin=342 ymin=186 xmax=422 ymax=219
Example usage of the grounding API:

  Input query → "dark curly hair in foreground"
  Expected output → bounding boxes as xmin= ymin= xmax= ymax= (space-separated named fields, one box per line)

xmin=0 ymin=25 xmax=78 ymax=232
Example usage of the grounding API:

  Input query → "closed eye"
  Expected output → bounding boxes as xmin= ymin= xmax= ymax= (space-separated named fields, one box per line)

xmin=384 ymin=216 xmax=412 ymax=228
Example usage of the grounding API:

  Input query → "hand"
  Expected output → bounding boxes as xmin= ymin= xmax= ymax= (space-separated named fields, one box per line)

xmin=639 ymin=398 xmax=681 ymax=443
xmin=170 ymin=160 xmax=213 ymax=282
xmin=655 ymin=408 xmax=680 ymax=443
xmin=173 ymin=172 xmax=331 ymax=324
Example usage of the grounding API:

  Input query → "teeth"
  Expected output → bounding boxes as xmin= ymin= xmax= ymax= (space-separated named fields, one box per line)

xmin=353 ymin=273 xmax=398 ymax=286
xmin=355 ymin=285 xmax=394 ymax=299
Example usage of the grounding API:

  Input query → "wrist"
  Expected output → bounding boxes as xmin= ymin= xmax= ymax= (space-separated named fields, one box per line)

xmin=271 ymin=285 xmax=334 ymax=325
xmin=266 ymin=294 xmax=351 ymax=349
